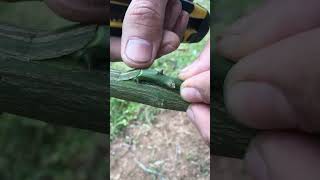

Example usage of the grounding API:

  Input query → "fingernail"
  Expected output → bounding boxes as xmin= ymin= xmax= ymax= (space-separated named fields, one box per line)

xmin=186 ymin=106 xmax=195 ymax=122
xmin=245 ymin=145 xmax=269 ymax=180
xmin=179 ymin=60 xmax=198 ymax=79
xmin=180 ymin=63 xmax=193 ymax=74
xmin=181 ymin=58 xmax=200 ymax=73
xmin=125 ymin=38 xmax=152 ymax=63
xmin=181 ymin=87 xmax=203 ymax=102
xmin=225 ymin=82 xmax=294 ymax=129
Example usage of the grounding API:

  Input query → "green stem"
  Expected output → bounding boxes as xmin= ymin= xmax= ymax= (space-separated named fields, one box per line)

xmin=213 ymin=53 xmax=258 ymax=158
xmin=110 ymin=69 xmax=189 ymax=112
xmin=0 ymin=23 xmax=107 ymax=61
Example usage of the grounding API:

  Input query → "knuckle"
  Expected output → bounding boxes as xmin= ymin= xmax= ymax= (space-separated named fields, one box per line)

xmin=127 ymin=0 xmax=163 ymax=29
xmin=164 ymin=0 xmax=182 ymax=29
xmin=171 ymin=0 xmax=182 ymax=12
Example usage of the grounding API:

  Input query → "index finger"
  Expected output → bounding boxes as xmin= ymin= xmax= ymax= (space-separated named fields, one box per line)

xmin=179 ymin=42 xmax=210 ymax=80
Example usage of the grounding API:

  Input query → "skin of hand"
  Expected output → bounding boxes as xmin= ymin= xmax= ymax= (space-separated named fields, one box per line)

xmin=44 ymin=0 xmax=108 ymax=24
xmin=179 ymin=42 xmax=210 ymax=145
xmin=110 ymin=0 xmax=190 ymax=68
xmin=44 ymin=0 xmax=188 ymax=67
xmin=216 ymin=0 xmax=320 ymax=179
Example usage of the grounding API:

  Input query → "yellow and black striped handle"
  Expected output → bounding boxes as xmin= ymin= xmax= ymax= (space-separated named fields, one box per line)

xmin=110 ymin=0 xmax=210 ymax=43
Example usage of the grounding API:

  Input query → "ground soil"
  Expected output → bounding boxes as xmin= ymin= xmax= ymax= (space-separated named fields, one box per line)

xmin=110 ymin=110 xmax=251 ymax=180
xmin=111 ymin=111 xmax=209 ymax=179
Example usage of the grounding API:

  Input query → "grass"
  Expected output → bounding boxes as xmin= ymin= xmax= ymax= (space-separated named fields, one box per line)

xmin=110 ymin=0 xmax=210 ymax=140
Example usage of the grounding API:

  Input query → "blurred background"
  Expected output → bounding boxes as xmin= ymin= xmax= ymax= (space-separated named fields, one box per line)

xmin=0 ymin=2 xmax=106 ymax=180
xmin=0 ymin=0 xmax=265 ymax=179
xmin=110 ymin=0 xmax=210 ymax=179
xmin=213 ymin=0 xmax=262 ymax=179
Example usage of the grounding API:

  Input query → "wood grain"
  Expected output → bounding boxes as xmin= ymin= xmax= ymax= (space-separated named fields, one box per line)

xmin=0 ymin=57 xmax=108 ymax=133
xmin=213 ymin=54 xmax=258 ymax=158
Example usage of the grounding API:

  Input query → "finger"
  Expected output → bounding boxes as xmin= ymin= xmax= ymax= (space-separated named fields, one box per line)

xmin=157 ymin=30 xmax=180 ymax=58
xmin=164 ymin=0 xmax=182 ymax=30
xmin=245 ymin=132 xmax=320 ymax=180
xmin=187 ymin=104 xmax=210 ymax=145
xmin=110 ymin=37 xmax=121 ymax=61
xmin=225 ymin=27 xmax=320 ymax=132
xmin=113 ymin=32 xmax=179 ymax=62
xmin=121 ymin=0 xmax=168 ymax=68
xmin=181 ymin=71 xmax=210 ymax=104
xmin=216 ymin=0 xmax=320 ymax=60
xmin=179 ymin=42 xmax=210 ymax=80
xmin=113 ymin=31 xmax=180 ymax=61
xmin=45 ymin=0 xmax=108 ymax=24
xmin=160 ymin=10 xmax=189 ymax=57
xmin=173 ymin=10 xmax=189 ymax=40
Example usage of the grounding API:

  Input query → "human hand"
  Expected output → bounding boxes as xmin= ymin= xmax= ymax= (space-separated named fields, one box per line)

xmin=216 ymin=0 xmax=320 ymax=179
xmin=110 ymin=0 xmax=189 ymax=68
xmin=44 ymin=0 xmax=107 ymax=24
xmin=179 ymin=42 xmax=210 ymax=145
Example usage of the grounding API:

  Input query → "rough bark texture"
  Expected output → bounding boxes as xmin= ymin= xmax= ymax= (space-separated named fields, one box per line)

xmin=0 ymin=61 xmax=188 ymax=133
xmin=213 ymin=54 xmax=258 ymax=158
xmin=0 ymin=57 xmax=108 ymax=133
xmin=110 ymin=69 xmax=189 ymax=112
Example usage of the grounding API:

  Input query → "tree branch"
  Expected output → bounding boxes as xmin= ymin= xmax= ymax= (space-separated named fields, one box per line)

xmin=110 ymin=69 xmax=189 ymax=112
xmin=213 ymin=54 xmax=258 ymax=158
xmin=0 ymin=57 xmax=107 ymax=133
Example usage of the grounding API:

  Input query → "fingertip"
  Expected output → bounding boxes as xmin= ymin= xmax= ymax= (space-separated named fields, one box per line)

xmin=121 ymin=37 xmax=155 ymax=68
xmin=179 ymin=60 xmax=198 ymax=80
xmin=122 ymin=59 xmax=154 ymax=69
xmin=180 ymin=70 xmax=210 ymax=104
xmin=225 ymin=81 xmax=296 ymax=129
xmin=181 ymin=87 xmax=203 ymax=103
xmin=186 ymin=104 xmax=210 ymax=144
xmin=124 ymin=38 xmax=153 ymax=62
xmin=179 ymin=42 xmax=210 ymax=79
xmin=121 ymin=0 xmax=169 ymax=68
xmin=178 ymin=73 xmax=186 ymax=80
xmin=157 ymin=31 xmax=180 ymax=57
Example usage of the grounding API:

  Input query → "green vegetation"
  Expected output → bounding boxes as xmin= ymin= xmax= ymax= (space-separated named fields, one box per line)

xmin=110 ymin=0 xmax=210 ymax=140
xmin=0 ymin=2 xmax=106 ymax=179
xmin=0 ymin=114 xmax=106 ymax=180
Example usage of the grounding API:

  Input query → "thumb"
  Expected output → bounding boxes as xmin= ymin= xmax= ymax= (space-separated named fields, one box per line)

xmin=121 ymin=0 xmax=168 ymax=68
